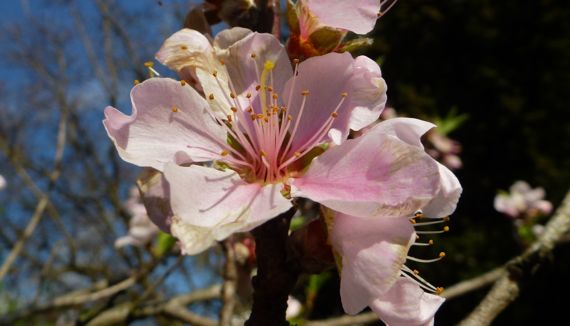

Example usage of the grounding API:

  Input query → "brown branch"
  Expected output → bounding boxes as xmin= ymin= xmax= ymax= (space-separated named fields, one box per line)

xmin=459 ymin=190 xmax=570 ymax=326
xmin=245 ymin=208 xmax=299 ymax=326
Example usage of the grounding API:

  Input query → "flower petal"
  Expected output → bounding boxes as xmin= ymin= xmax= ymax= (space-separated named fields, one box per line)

xmin=103 ymin=78 xmax=226 ymax=171
xmin=291 ymin=128 xmax=440 ymax=218
xmin=137 ymin=169 xmax=173 ymax=233
xmin=214 ymin=28 xmax=293 ymax=105
xmin=370 ymin=278 xmax=445 ymax=326
xmin=376 ymin=117 xmax=436 ymax=149
xmin=331 ymin=211 xmax=415 ymax=314
xmin=305 ymin=0 xmax=381 ymax=34
xmin=348 ymin=55 xmax=388 ymax=131
xmin=422 ymin=163 xmax=462 ymax=218
xmin=164 ymin=162 xmax=292 ymax=228
xmin=283 ymin=52 xmax=386 ymax=151
xmin=372 ymin=118 xmax=462 ymax=217
xmin=155 ymin=28 xmax=214 ymax=73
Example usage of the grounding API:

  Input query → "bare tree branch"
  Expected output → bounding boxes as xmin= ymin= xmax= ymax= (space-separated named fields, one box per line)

xmin=459 ymin=190 xmax=570 ymax=326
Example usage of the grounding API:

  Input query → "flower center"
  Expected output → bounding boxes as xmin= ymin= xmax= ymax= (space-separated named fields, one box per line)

xmin=200 ymin=55 xmax=347 ymax=185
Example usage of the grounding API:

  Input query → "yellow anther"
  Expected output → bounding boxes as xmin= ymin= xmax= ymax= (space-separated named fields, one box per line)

xmin=171 ymin=106 xmax=178 ymax=113
xmin=272 ymin=107 xmax=279 ymax=113
xmin=255 ymin=85 xmax=261 ymax=91
xmin=377 ymin=11 xmax=382 ymax=17
xmin=263 ymin=117 xmax=268 ymax=122
xmin=301 ymin=90 xmax=310 ymax=96
xmin=294 ymin=151 xmax=301 ymax=157
xmin=219 ymin=59 xmax=225 ymax=65
xmin=246 ymin=93 xmax=252 ymax=98
xmin=208 ymin=94 xmax=215 ymax=100
xmin=443 ymin=226 xmax=450 ymax=232
xmin=413 ymin=269 xmax=420 ymax=275
xmin=436 ymin=287 xmax=444 ymax=295
xmin=444 ymin=216 xmax=451 ymax=221
xmin=341 ymin=92 xmax=348 ymax=97
xmin=226 ymin=115 xmax=232 ymax=122
xmin=256 ymin=114 xmax=264 ymax=119
xmin=144 ymin=61 xmax=154 ymax=67
xmin=230 ymin=107 xmax=238 ymax=112
xmin=180 ymin=80 xmax=186 ymax=86
xmin=287 ymin=115 xmax=292 ymax=121
xmin=272 ymin=93 xmax=278 ymax=100
xmin=415 ymin=212 xmax=424 ymax=218
xmin=230 ymin=92 xmax=236 ymax=99
xmin=293 ymin=58 xmax=300 ymax=64
xmin=439 ymin=252 xmax=446 ymax=258
xmin=220 ymin=149 xmax=230 ymax=156
xmin=250 ymin=53 xmax=257 ymax=59
xmin=264 ymin=60 xmax=275 ymax=70
xmin=428 ymin=239 xmax=434 ymax=245
xmin=260 ymin=151 xmax=266 ymax=157
xmin=410 ymin=218 xmax=416 ymax=224
xmin=180 ymin=45 xmax=188 ymax=50
xmin=212 ymin=71 xmax=218 ymax=77
xmin=134 ymin=79 xmax=140 ymax=85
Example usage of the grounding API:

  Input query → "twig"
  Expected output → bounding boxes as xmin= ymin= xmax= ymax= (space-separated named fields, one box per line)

xmin=219 ymin=239 xmax=238 ymax=326
xmin=459 ymin=190 xmax=570 ymax=326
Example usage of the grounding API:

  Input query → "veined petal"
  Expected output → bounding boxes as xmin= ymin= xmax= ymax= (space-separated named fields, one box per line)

xmin=422 ymin=163 xmax=462 ymax=218
xmin=348 ymin=56 xmax=388 ymax=131
xmin=331 ymin=212 xmax=415 ymax=314
xmin=284 ymin=52 xmax=383 ymax=151
xmin=214 ymin=28 xmax=293 ymax=102
xmin=103 ymin=78 xmax=226 ymax=171
xmin=164 ymin=163 xmax=292 ymax=229
xmin=305 ymin=0 xmax=381 ymax=34
xmin=370 ymin=278 xmax=445 ymax=326
xmin=291 ymin=130 xmax=440 ymax=218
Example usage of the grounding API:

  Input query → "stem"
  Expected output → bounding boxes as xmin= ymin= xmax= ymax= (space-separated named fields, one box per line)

xmin=245 ymin=208 xmax=299 ymax=326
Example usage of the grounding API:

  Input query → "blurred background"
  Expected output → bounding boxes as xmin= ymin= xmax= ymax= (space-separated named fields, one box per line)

xmin=0 ymin=0 xmax=569 ymax=325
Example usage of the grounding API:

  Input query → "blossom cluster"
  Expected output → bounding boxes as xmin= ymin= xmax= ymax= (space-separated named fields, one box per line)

xmin=103 ymin=1 xmax=461 ymax=325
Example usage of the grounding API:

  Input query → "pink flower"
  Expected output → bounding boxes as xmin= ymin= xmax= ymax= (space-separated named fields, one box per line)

xmin=104 ymin=27 xmax=389 ymax=254
xmin=328 ymin=118 xmax=461 ymax=326
xmin=494 ymin=180 xmax=552 ymax=219
xmin=115 ymin=186 xmax=160 ymax=248
xmin=103 ymin=27 xmax=461 ymax=324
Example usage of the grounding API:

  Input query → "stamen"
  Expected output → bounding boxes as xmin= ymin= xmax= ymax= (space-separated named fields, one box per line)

xmin=208 ymin=94 xmax=215 ymax=100
xmin=180 ymin=80 xmax=186 ymax=86
xmin=406 ymin=252 xmax=445 ymax=263
xmin=171 ymin=106 xmax=179 ymax=113
xmin=134 ymin=79 xmax=140 ymax=85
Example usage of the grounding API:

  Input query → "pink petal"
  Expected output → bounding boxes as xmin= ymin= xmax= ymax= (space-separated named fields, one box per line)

xmin=331 ymin=212 xmax=415 ymax=314
xmin=137 ymin=169 xmax=173 ymax=233
xmin=375 ymin=117 xmax=436 ymax=149
xmin=305 ymin=0 xmax=381 ymax=34
xmin=370 ymin=278 xmax=445 ymax=326
xmin=283 ymin=52 xmax=387 ymax=150
xmin=155 ymin=28 xmax=214 ymax=72
xmin=214 ymin=28 xmax=293 ymax=106
xmin=348 ymin=56 xmax=388 ymax=131
xmin=103 ymin=78 xmax=226 ymax=171
xmin=291 ymin=128 xmax=440 ymax=218
xmin=164 ymin=163 xmax=292 ymax=229
xmin=370 ymin=118 xmax=462 ymax=217
xmin=422 ymin=163 xmax=462 ymax=218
